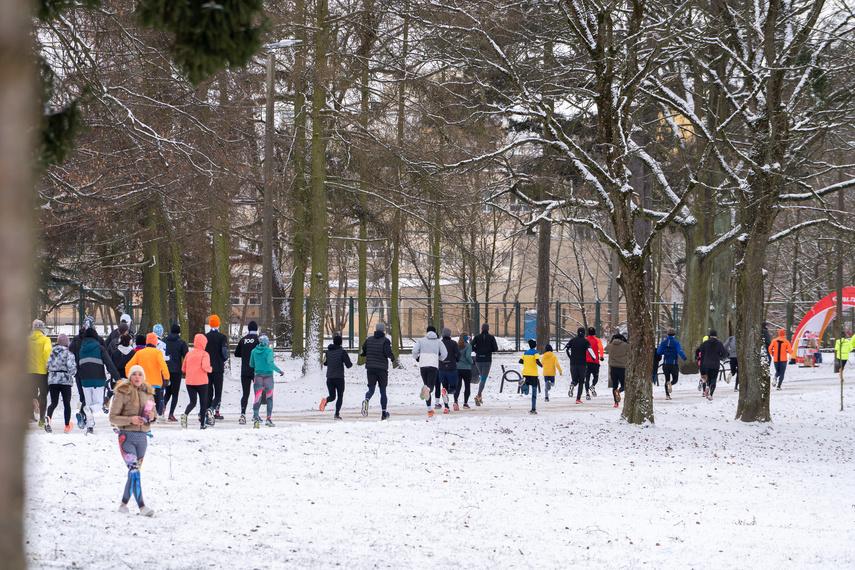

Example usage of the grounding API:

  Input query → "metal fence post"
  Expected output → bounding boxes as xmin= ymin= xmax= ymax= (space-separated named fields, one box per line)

xmin=474 ymin=301 xmax=480 ymax=335
xmin=595 ymin=300 xmax=601 ymax=335
xmin=555 ymin=301 xmax=561 ymax=349
xmin=786 ymin=301 xmax=794 ymax=337
xmin=348 ymin=297 xmax=354 ymax=349
xmin=78 ymin=283 xmax=85 ymax=327
xmin=515 ymin=301 xmax=521 ymax=352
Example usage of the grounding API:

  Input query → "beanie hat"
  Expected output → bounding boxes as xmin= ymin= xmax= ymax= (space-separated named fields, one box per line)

xmin=120 ymin=314 xmax=132 ymax=324
xmin=118 ymin=322 xmax=129 ymax=333
xmin=83 ymin=327 xmax=98 ymax=339
xmin=528 ymin=339 xmax=537 ymax=349
xmin=248 ymin=320 xmax=258 ymax=332
xmin=146 ymin=332 xmax=158 ymax=346
xmin=577 ymin=327 xmax=586 ymax=336
xmin=587 ymin=327 xmax=596 ymax=337
xmin=127 ymin=364 xmax=146 ymax=382
xmin=57 ymin=333 xmax=69 ymax=347
xmin=667 ymin=327 xmax=676 ymax=336
xmin=170 ymin=323 xmax=180 ymax=334
xmin=153 ymin=324 xmax=164 ymax=337
xmin=32 ymin=319 xmax=46 ymax=332
xmin=442 ymin=327 xmax=452 ymax=338
xmin=259 ymin=334 xmax=270 ymax=347
xmin=481 ymin=323 xmax=489 ymax=332
xmin=83 ymin=316 xmax=95 ymax=330
xmin=709 ymin=329 xmax=718 ymax=337
xmin=135 ymin=333 xmax=147 ymax=346
xmin=427 ymin=325 xmax=437 ymax=333
xmin=333 ymin=335 xmax=343 ymax=346
xmin=376 ymin=322 xmax=386 ymax=333
xmin=545 ymin=343 xmax=553 ymax=352
xmin=209 ymin=315 xmax=220 ymax=328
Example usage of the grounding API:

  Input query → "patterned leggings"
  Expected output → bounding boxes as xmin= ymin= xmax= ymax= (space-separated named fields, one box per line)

xmin=253 ymin=374 xmax=274 ymax=418
xmin=118 ymin=430 xmax=148 ymax=507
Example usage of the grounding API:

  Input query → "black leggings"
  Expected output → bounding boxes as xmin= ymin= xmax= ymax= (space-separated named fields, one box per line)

xmin=47 ymin=384 xmax=72 ymax=426
xmin=154 ymin=387 xmax=164 ymax=416
xmin=707 ymin=367 xmax=720 ymax=396
xmin=662 ymin=364 xmax=679 ymax=396
xmin=730 ymin=357 xmax=738 ymax=389
xmin=570 ymin=364 xmax=588 ymax=399
xmin=586 ymin=362 xmax=600 ymax=387
xmin=455 ymin=369 xmax=472 ymax=403
xmin=163 ymin=372 xmax=183 ymax=416
xmin=325 ymin=377 xmax=345 ymax=415
xmin=421 ymin=367 xmax=438 ymax=407
xmin=185 ymin=385 xmax=209 ymax=425
xmin=774 ymin=361 xmax=787 ymax=387
xmin=240 ymin=375 xmax=253 ymax=414
xmin=610 ymin=367 xmax=626 ymax=403
xmin=207 ymin=371 xmax=224 ymax=411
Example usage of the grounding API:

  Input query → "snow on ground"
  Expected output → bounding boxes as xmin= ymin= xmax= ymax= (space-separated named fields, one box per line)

xmin=25 ymin=354 xmax=855 ymax=569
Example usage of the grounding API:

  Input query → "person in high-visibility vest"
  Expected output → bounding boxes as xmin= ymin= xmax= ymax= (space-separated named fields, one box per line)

xmin=835 ymin=332 xmax=854 ymax=380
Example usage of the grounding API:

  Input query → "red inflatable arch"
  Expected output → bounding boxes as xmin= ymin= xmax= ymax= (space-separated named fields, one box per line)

xmin=790 ymin=287 xmax=855 ymax=361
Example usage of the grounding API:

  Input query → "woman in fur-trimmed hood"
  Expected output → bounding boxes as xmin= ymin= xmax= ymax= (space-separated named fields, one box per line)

xmin=109 ymin=365 xmax=157 ymax=517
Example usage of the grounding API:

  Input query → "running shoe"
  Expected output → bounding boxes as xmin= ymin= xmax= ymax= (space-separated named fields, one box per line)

xmin=613 ymin=403 xmax=619 ymax=408
xmin=381 ymin=411 xmax=390 ymax=421
xmin=441 ymin=388 xmax=449 ymax=405
xmin=434 ymin=403 xmax=442 ymax=409
xmin=443 ymin=408 xmax=450 ymax=414
xmin=239 ymin=414 xmax=246 ymax=425
xmin=474 ymin=395 xmax=482 ymax=406
xmin=168 ymin=414 xmax=178 ymax=422
xmin=453 ymin=402 xmax=459 ymax=411
xmin=64 ymin=424 xmax=72 ymax=433
xmin=575 ymin=399 xmax=582 ymax=404
xmin=420 ymin=386 xmax=430 ymax=400
xmin=463 ymin=403 xmax=470 ymax=409
xmin=319 ymin=398 xmax=327 ymax=412
xmin=586 ymin=393 xmax=591 ymax=401
xmin=361 ymin=399 xmax=369 ymax=417
xmin=428 ymin=410 xmax=434 ymax=418
xmin=181 ymin=414 xmax=188 ymax=429
xmin=44 ymin=417 xmax=51 ymax=433
xmin=265 ymin=417 xmax=275 ymax=427
xmin=334 ymin=414 xmax=342 ymax=420
xmin=529 ymin=409 xmax=538 ymax=414
xmin=591 ymin=387 xmax=597 ymax=397
xmin=545 ymin=396 xmax=550 ymax=402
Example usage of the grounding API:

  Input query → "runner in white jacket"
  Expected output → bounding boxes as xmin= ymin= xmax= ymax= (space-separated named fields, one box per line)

xmin=412 ymin=326 xmax=448 ymax=416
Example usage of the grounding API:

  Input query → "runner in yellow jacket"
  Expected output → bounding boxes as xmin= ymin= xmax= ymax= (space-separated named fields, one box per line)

xmin=540 ymin=344 xmax=562 ymax=402
xmin=835 ymin=333 xmax=854 ymax=379
xmin=29 ymin=320 xmax=52 ymax=424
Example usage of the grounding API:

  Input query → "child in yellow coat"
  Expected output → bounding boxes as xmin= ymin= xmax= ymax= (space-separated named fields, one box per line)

xmin=519 ymin=339 xmax=542 ymax=414
xmin=541 ymin=344 xmax=562 ymax=402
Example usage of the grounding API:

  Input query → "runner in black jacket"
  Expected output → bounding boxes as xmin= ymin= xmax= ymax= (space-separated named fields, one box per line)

xmin=564 ymin=327 xmax=593 ymax=402
xmin=205 ymin=315 xmax=229 ymax=419
xmin=321 ymin=335 xmax=352 ymax=419
xmin=698 ymin=330 xmax=728 ymax=400
xmin=234 ymin=321 xmax=260 ymax=424
xmin=470 ymin=323 xmax=499 ymax=406
xmin=162 ymin=324 xmax=189 ymax=421
xmin=360 ymin=323 xmax=395 ymax=420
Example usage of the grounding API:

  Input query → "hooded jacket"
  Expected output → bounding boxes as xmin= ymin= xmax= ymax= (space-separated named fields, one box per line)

xmin=698 ymin=336 xmax=728 ymax=370
xmin=324 ymin=344 xmax=353 ymax=378
xmin=249 ymin=343 xmax=282 ymax=376
xmin=29 ymin=330 xmax=52 ymax=374
xmin=163 ymin=332 xmax=189 ymax=375
xmin=471 ymin=331 xmax=499 ymax=363
xmin=605 ymin=337 xmax=630 ymax=368
xmin=183 ymin=334 xmax=212 ymax=386
xmin=47 ymin=345 xmax=77 ymax=386
xmin=835 ymin=337 xmax=854 ymax=361
xmin=723 ymin=336 xmax=737 ymax=359
xmin=768 ymin=330 xmax=791 ymax=363
xmin=126 ymin=339 xmax=170 ymax=388
xmin=411 ymin=331 xmax=447 ymax=369
xmin=234 ymin=332 xmax=260 ymax=377
xmin=109 ymin=378 xmax=155 ymax=433
xmin=78 ymin=330 xmax=121 ymax=388
xmin=458 ymin=341 xmax=474 ymax=371
xmin=541 ymin=349 xmax=562 ymax=376
xmin=108 ymin=338 xmax=136 ymax=378
xmin=519 ymin=348 xmax=542 ymax=377
xmin=657 ymin=334 xmax=688 ymax=365
xmin=564 ymin=335 xmax=593 ymax=366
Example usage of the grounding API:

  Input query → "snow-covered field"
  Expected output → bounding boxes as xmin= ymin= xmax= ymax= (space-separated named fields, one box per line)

xmin=25 ymin=354 xmax=855 ymax=568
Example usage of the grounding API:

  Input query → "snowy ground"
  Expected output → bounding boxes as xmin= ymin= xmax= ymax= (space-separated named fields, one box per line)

xmin=25 ymin=354 xmax=855 ymax=569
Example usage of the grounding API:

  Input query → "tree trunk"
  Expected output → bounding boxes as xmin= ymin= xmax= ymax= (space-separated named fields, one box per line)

xmin=162 ymin=204 xmax=189 ymax=343
xmin=141 ymin=210 xmax=163 ymax=333
xmin=680 ymin=224 xmax=712 ymax=374
xmin=290 ymin=0 xmax=308 ymax=357
xmin=306 ymin=0 xmax=330 ymax=368
xmin=0 ymin=0 xmax=35 ymax=562
xmin=621 ymin=257 xmax=655 ymax=424
xmin=535 ymin=216 xmax=551 ymax=350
